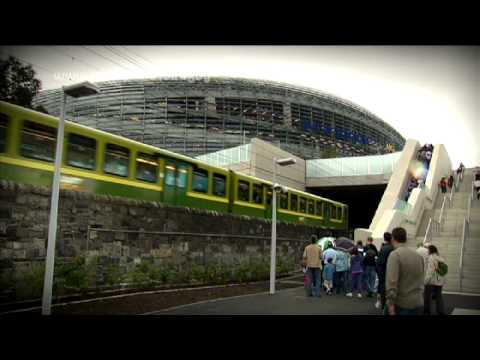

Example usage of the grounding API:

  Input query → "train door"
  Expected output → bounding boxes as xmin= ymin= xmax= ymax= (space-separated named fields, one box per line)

xmin=163 ymin=161 xmax=189 ymax=206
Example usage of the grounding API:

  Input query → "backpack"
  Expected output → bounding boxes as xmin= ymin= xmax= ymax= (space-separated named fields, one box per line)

xmin=436 ymin=261 xmax=448 ymax=277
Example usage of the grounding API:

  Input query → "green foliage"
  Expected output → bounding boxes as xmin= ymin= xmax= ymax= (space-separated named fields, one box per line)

xmin=15 ymin=262 xmax=45 ymax=300
xmin=54 ymin=255 xmax=97 ymax=295
xmin=104 ymin=262 xmax=124 ymax=286
xmin=0 ymin=56 xmax=41 ymax=108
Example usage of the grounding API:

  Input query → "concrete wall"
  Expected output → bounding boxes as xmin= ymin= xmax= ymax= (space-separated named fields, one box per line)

xmin=306 ymin=174 xmax=390 ymax=187
xmin=369 ymin=139 xmax=420 ymax=231
xmin=355 ymin=140 xmax=454 ymax=247
xmin=0 ymin=180 xmax=327 ymax=303
xmin=250 ymin=138 xmax=306 ymax=191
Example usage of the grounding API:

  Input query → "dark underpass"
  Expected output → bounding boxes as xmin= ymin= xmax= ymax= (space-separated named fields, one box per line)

xmin=307 ymin=184 xmax=387 ymax=232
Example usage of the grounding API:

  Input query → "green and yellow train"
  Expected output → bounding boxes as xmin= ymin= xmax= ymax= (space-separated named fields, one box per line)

xmin=0 ymin=101 xmax=348 ymax=231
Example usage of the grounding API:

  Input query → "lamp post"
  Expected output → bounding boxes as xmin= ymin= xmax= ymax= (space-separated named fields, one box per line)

xmin=42 ymin=82 xmax=99 ymax=315
xmin=270 ymin=157 xmax=296 ymax=295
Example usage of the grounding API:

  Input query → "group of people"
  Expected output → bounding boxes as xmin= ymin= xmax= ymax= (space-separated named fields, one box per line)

xmin=474 ymin=167 xmax=480 ymax=200
xmin=418 ymin=144 xmax=434 ymax=170
xmin=302 ymin=227 xmax=448 ymax=315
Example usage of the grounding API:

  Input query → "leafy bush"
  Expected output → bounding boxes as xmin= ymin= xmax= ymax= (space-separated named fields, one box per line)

xmin=15 ymin=262 xmax=45 ymax=300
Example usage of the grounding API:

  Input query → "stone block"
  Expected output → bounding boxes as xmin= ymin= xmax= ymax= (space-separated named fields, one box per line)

xmin=0 ymin=249 xmax=14 ymax=259
xmin=13 ymin=249 xmax=27 ymax=259
xmin=114 ymin=231 xmax=126 ymax=241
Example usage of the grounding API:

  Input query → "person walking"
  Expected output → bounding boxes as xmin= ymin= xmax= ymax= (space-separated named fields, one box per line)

xmin=350 ymin=246 xmax=364 ymax=298
xmin=448 ymin=174 xmax=454 ymax=190
xmin=474 ymin=178 xmax=480 ymax=201
xmin=323 ymin=258 xmax=335 ymax=295
xmin=334 ymin=248 xmax=349 ymax=295
xmin=302 ymin=235 xmax=323 ymax=298
xmin=363 ymin=237 xmax=378 ymax=298
xmin=416 ymin=242 xmax=430 ymax=275
xmin=424 ymin=245 xmax=447 ymax=315
xmin=439 ymin=177 xmax=447 ymax=194
xmin=386 ymin=227 xmax=425 ymax=315
xmin=376 ymin=232 xmax=394 ymax=310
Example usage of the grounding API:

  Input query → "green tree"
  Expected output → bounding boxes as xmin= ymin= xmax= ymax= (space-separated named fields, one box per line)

xmin=0 ymin=56 xmax=41 ymax=108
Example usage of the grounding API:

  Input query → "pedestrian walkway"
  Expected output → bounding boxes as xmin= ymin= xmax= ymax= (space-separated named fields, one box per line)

xmin=148 ymin=285 xmax=480 ymax=315
xmin=148 ymin=286 xmax=381 ymax=315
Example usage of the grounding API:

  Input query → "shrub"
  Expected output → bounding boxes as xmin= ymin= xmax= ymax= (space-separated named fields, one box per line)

xmin=15 ymin=262 xmax=45 ymax=300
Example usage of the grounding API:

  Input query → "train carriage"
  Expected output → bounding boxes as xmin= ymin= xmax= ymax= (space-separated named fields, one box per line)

xmin=0 ymin=101 xmax=348 ymax=231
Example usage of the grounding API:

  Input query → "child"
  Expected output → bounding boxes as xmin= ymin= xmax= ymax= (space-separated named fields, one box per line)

xmin=350 ymin=246 xmax=364 ymax=298
xmin=303 ymin=266 xmax=311 ymax=297
xmin=323 ymin=258 xmax=335 ymax=295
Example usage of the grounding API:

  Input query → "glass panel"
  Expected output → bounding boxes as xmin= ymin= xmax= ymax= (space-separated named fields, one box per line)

xmin=0 ymin=114 xmax=8 ymax=152
xmin=177 ymin=165 xmax=188 ymax=188
xmin=316 ymin=201 xmax=323 ymax=216
xmin=213 ymin=173 xmax=226 ymax=197
xmin=192 ymin=168 xmax=208 ymax=193
xmin=266 ymin=190 xmax=272 ymax=206
xmin=104 ymin=143 xmax=129 ymax=177
xmin=279 ymin=193 xmax=288 ymax=209
xmin=165 ymin=164 xmax=176 ymax=186
xmin=238 ymin=180 xmax=250 ymax=201
xmin=253 ymin=184 xmax=263 ymax=204
xmin=332 ymin=206 xmax=337 ymax=219
xmin=21 ymin=120 xmax=56 ymax=162
xmin=308 ymin=200 xmax=314 ymax=214
xmin=325 ymin=204 xmax=330 ymax=218
xmin=136 ymin=152 xmax=158 ymax=183
xmin=299 ymin=197 xmax=306 ymax=213
xmin=290 ymin=194 xmax=298 ymax=212
xmin=67 ymin=133 xmax=96 ymax=170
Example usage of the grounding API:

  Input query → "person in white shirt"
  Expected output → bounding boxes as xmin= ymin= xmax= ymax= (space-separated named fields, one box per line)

xmin=474 ymin=179 xmax=480 ymax=200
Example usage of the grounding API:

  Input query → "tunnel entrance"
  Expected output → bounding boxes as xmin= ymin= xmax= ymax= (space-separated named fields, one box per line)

xmin=307 ymin=184 xmax=387 ymax=231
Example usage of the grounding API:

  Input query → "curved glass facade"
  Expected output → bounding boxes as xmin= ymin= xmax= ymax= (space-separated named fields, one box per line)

xmin=33 ymin=77 xmax=405 ymax=160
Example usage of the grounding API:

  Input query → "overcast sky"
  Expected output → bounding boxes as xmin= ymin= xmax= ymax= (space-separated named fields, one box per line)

xmin=1 ymin=45 xmax=478 ymax=167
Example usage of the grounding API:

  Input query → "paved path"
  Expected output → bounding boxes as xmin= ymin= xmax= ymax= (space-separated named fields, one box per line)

xmin=150 ymin=286 xmax=381 ymax=315
xmin=149 ymin=285 xmax=480 ymax=315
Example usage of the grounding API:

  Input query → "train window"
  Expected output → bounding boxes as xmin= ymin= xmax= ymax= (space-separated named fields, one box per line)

xmin=316 ymin=201 xmax=323 ymax=217
xmin=192 ymin=168 xmax=208 ymax=193
xmin=213 ymin=173 xmax=226 ymax=197
xmin=136 ymin=153 xmax=158 ymax=183
xmin=290 ymin=194 xmax=298 ymax=212
xmin=165 ymin=164 xmax=176 ymax=186
xmin=308 ymin=200 xmax=315 ymax=215
xmin=266 ymin=190 xmax=272 ymax=206
xmin=332 ymin=206 xmax=337 ymax=219
xmin=299 ymin=197 xmax=306 ymax=213
xmin=337 ymin=207 xmax=342 ymax=220
xmin=177 ymin=165 xmax=188 ymax=188
xmin=279 ymin=193 xmax=288 ymax=209
xmin=253 ymin=184 xmax=263 ymax=204
xmin=325 ymin=204 xmax=330 ymax=218
xmin=67 ymin=133 xmax=96 ymax=170
xmin=0 ymin=114 xmax=8 ymax=153
xmin=21 ymin=121 xmax=56 ymax=162
xmin=104 ymin=143 xmax=129 ymax=177
xmin=238 ymin=180 xmax=250 ymax=202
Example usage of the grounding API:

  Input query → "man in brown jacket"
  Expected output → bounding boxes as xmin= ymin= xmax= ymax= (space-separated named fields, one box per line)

xmin=386 ymin=227 xmax=424 ymax=315
xmin=303 ymin=235 xmax=322 ymax=298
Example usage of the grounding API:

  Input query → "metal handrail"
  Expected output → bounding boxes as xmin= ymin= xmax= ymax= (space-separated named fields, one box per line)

xmin=437 ymin=195 xmax=447 ymax=232
xmin=424 ymin=217 xmax=433 ymax=244
xmin=459 ymin=217 xmax=469 ymax=292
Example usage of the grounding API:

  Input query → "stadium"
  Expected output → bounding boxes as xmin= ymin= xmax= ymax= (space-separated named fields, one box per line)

xmin=32 ymin=77 xmax=405 ymax=159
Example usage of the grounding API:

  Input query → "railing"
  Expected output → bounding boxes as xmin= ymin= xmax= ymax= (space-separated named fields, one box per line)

xmin=424 ymin=217 xmax=433 ymax=244
xmin=458 ymin=177 xmax=473 ymax=292
xmin=437 ymin=195 xmax=447 ymax=233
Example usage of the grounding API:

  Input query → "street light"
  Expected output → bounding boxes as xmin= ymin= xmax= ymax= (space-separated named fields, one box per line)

xmin=42 ymin=81 xmax=99 ymax=315
xmin=270 ymin=157 xmax=296 ymax=295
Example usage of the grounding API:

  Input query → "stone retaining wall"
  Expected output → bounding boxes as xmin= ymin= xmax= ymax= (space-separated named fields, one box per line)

xmin=0 ymin=180 xmax=334 ymax=302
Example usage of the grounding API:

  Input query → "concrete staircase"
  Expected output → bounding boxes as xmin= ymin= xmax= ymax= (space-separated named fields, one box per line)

xmin=412 ymin=168 xmax=480 ymax=294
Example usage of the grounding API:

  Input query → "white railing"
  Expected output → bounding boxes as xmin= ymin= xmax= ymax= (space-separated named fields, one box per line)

xmin=424 ymin=217 xmax=433 ymax=244
xmin=437 ymin=195 xmax=447 ymax=233
xmin=459 ymin=176 xmax=474 ymax=293
xmin=459 ymin=217 xmax=468 ymax=292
